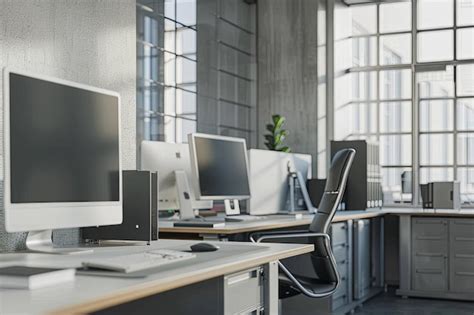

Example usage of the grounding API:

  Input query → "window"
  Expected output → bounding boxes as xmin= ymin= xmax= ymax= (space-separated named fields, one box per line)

xmin=338 ymin=0 xmax=474 ymax=206
xmin=137 ymin=0 xmax=257 ymax=145
xmin=137 ymin=0 xmax=197 ymax=143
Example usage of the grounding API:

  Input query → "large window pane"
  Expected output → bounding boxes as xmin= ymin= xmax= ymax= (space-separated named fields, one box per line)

xmin=176 ymin=57 xmax=196 ymax=86
xmin=417 ymin=66 xmax=454 ymax=98
xmin=457 ymin=28 xmax=474 ymax=60
xmin=352 ymin=5 xmax=377 ymax=35
xmin=420 ymin=167 xmax=454 ymax=183
xmin=352 ymin=36 xmax=377 ymax=67
xmin=420 ymin=134 xmax=454 ymax=165
xmin=352 ymin=71 xmax=377 ymax=101
xmin=418 ymin=0 xmax=454 ymax=29
xmin=380 ymin=34 xmax=412 ymax=65
xmin=176 ymin=0 xmax=196 ymax=26
xmin=458 ymin=168 xmax=474 ymax=205
xmin=164 ymin=0 xmax=176 ymax=20
xmin=176 ymin=28 xmax=196 ymax=58
xmin=177 ymin=117 xmax=196 ymax=143
xmin=457 ymin=64 xmax=474 ymax=96
xmin=380 ymin=101 xmax=412 ymax=133
xmin=380 ymin=69 xmax=412 ymax=100
xmin=458 ymin=133 xmax=474 ymax=165
xmin=380 ymin=135 xmax=412 ymax=166
xmin=457 ymin=0 xmax=474 ymax=26
xmin=164 ymin=52 xmax=176 ymax=84
xmin=382 ymin=167 xmax=413 ymax=204
xmin=350 ymin=102 xmax=377 ymax=134
xmin=457 ymin=98 xmax=474 ymax=130
xmin=417 ymin=30 xmax=454 ymax=62
xmin=420 ymin=100 xmax=454 ymax=131
xmin=176 ymin=89 xmax=196 ymax=119
xmin=380 ymin=2 xmax=412 ymax=33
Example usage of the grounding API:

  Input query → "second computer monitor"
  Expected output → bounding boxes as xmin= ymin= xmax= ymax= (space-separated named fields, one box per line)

xmin=188 ymin=133 xmax=251 ymax=204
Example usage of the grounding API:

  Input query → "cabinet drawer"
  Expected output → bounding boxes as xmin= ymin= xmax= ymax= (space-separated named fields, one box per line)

xmin=414 ymin=268 xmax=447 ymax=292
xmin=331 ymin=222 xmax=348 ymax=247
xmin=412 ymin=218 xmax=448 ymax=240
xmin=413 ymin=254 xmax=446 ymax=270
xmin=412 ymin=239 xmax=448 ymax=256
xmin=450 ymin=219 xmax=474 ymax=239
xmin=224 ymin=268 xmax=264 ymax=314
xmin=332 ymin=292 xmax=349 ymax=310
xmin=451 ymin=273 xmax=474 ymax=293
xmin=333 ymin=276 xmax=349 ymax=299
xmin=333 ymin=242 xmax=348 ymax=264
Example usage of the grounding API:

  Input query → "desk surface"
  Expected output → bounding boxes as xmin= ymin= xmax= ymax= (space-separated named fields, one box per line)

xmin=159 ymin=209 xmax=474 ymax=235
xmin=0 ymin=239 xmax=313 ymax=315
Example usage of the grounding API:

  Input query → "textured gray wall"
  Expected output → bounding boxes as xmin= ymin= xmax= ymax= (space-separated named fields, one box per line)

xmin=257 ymin=0 xmax=319 ymax=173
xmin=0 ymin=0 xmax=136 ymax=251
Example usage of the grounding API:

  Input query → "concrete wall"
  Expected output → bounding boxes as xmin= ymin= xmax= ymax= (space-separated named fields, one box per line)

xmin=257 ymin=0 xmax=321 ymax=176
xmin=0 ymin=0 xmax=136 ymax=251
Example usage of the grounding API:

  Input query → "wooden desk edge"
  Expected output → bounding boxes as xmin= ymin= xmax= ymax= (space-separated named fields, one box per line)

xmin=159 ymin=211 xmax=385 ymax=235
xmin=49 ymin=244 xmax=313 ymax=315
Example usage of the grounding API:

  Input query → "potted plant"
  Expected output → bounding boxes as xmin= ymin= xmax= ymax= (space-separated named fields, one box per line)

xmin=264 ymin=114 xmax=291 ymax=153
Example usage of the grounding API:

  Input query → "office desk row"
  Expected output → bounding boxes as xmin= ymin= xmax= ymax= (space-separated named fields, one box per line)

xmin=0 ymin=240 xmax=313 ymax=315
xmin=160 ymin=208 xmax=474 ymax=313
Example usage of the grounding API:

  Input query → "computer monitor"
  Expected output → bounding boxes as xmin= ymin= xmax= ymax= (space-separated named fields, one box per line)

xmin=140 ymin=141 xmax=212 ymax=217
xmin=247 ymin=149 xmax=312 ymax=215
xmin=3 ymin=68 xmax=122 ymax=253
xmin=188 ymin=133 xmax=251 ymax=215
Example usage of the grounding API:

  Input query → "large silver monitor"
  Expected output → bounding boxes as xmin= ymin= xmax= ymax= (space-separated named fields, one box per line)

xmin=188 ymin=133 xmax=251 ymax=215
xmin=247 ymin=149 xmax=312 ymax=215
xmin=140 ymin=141 xmax=212 ymax=214
xmin=3 ymin=68 xmax=122 ymax=253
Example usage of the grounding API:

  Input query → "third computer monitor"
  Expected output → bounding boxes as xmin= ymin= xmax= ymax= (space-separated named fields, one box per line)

xmin=188 ymin=133 xmax=251 ymax=201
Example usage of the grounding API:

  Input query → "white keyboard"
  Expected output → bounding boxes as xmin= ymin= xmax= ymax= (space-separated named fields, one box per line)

xmin=82 ymin=249 xmax=195 ymax=273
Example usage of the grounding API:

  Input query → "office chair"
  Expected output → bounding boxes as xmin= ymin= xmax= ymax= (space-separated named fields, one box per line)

xmin=250 ymin=148 xmax=356 ymax=299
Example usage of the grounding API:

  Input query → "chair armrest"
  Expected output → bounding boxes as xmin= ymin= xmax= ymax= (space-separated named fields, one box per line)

xmin=251 ymin=231 xmax=330 ymax=244
xmin=249 ymin=230 xmax=309 ymax=243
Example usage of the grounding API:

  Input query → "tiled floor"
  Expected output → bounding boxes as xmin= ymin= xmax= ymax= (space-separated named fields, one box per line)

xmin=355 ymin=288 xmax=474 ymax=315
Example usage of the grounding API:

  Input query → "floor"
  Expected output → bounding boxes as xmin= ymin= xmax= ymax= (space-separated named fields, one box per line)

xmin=354 ymin=288 xmax=474 ymax=315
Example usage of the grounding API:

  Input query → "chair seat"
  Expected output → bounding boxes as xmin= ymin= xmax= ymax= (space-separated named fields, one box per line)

xmin=278 ymin=272 xmax=337 ymax=299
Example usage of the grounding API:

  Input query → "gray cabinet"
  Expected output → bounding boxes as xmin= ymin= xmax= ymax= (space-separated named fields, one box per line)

xmin=353 ymin=219 xmax=372 ymax=299
xmin=411 ymin=218 xmax=448 ymax=292
xmin=331 ymin=221 xmax=352 ymax=310
xmin=449 ymin=219 xmax=474 ymax=293
xmin=400 ymin=216 xmax=474 ymax=300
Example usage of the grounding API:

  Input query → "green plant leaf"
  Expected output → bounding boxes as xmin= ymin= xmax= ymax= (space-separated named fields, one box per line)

xmin=272 ymin=114 xmax=281 ymax=125
xmin=274 ymin=116 xmax=285 ymax=131
xmin=281 ymin=146 xmax=291 ymax=153
xmin=266 ymin=124 xmax=274 ymax=133
xmin=264 ymin=135 xmax=274 ymax=143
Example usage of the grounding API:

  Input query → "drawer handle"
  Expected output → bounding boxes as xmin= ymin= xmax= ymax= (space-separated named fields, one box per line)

xmin=455 ymin=237 xmax=474 ymax=241
xmin=455 ymin=272 xmax=474 ymax=276
xmin=416 ymin=252 xmax=443 ymax=257
xmin=416 ymin=269 xmax=442 ymax=274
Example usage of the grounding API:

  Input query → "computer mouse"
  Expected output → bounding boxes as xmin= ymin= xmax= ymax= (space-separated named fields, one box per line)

xmin=190 ymin=242 xmax=220 ymax=252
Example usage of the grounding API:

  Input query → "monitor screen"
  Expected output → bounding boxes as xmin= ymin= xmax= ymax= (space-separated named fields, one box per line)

xmin=193 ymin=136 xmax=250 ymax=198
xmin=9 ymin=73 xmax=120 ymax=203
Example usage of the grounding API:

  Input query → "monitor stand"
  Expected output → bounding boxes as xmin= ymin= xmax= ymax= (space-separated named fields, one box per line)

xmin=224 ymin=199 xmax=240 ymax=216
xmin=26 ymin=230 xmax=93 ymax=255
xmin=174 ymin=170 xmax=196 ymax=219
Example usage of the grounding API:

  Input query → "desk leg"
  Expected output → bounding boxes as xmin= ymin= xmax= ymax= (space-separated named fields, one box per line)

xmin=264 ymin=261 xmax=278 ymax=315
xmin=398 ymin=215 xmax=411 ymax=293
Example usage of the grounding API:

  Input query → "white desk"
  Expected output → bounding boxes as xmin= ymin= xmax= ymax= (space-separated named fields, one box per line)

xmin=0 ymin=239 xmax=313 ymax=315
